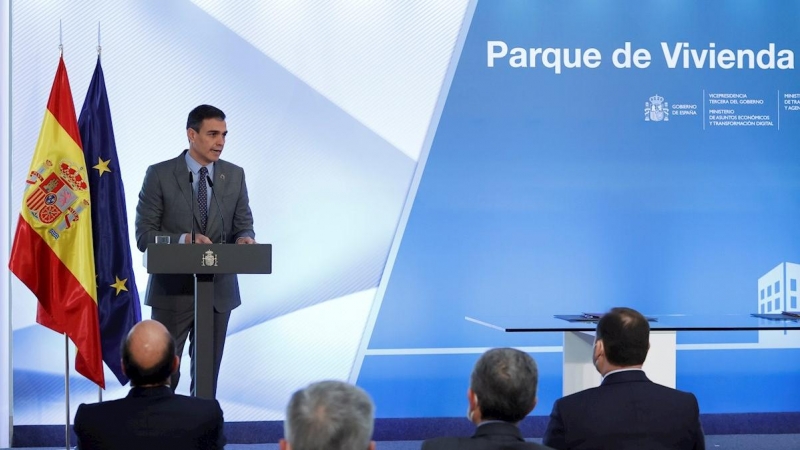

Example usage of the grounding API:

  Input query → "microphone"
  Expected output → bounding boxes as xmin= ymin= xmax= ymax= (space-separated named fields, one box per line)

xmin=206 ymin=175 xmax=226 ymax=244
xmin=189 ymin=170 xmax=196 ymax=244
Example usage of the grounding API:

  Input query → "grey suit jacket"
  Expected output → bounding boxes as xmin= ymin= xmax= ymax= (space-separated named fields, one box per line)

xmin=135 ymin=150 xmax=255 ymax=313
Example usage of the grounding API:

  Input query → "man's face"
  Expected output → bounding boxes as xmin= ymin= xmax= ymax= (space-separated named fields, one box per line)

xmin=188 ymin=118 xmax=227 ymax=165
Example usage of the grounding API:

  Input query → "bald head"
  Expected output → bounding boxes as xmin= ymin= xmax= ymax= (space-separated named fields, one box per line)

xmin=122 ymin=320 xmax=177 ymax=387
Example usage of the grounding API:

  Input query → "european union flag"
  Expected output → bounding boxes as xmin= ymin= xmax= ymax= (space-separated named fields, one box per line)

xmin=79 ymin=57 xmax=142 ymax=386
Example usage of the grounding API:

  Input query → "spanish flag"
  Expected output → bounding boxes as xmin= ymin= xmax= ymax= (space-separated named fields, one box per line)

xmin=9 ymin=56 xmax=104 ymax=388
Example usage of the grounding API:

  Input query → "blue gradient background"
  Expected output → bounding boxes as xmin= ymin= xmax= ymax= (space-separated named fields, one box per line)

xmin=360 ymin=0 xmax=800 ymax=416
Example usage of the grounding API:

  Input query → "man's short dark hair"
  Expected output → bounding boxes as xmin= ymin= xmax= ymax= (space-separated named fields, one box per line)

xmin=187 ymin=104 xmax=226 ymax=132
xmin=121 ymin=332 xmax=176 ymax=387
xmin=596 ymin=307 xmax=650 ymax=366
xmin=470 ymin=348 xmax=538 ymax=423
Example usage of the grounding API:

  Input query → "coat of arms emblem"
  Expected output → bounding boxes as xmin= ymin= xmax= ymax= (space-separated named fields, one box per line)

xmin=24 ymin=159 xmax=90 ymax=239
xmin=645 ymin=94 xmax=669 ymax=122
xmin=201 ymin=250 xmax=218 ymax=267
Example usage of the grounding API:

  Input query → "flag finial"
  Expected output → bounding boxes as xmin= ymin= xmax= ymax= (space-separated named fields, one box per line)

xmin=97 ymin=22 xmax=102 ymax=59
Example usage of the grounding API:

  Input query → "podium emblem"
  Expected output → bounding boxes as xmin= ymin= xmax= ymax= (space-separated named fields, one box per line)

xmin=201 ymin=250 xmax=218 ymax=267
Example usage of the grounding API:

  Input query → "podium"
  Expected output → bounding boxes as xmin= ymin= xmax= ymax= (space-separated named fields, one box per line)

xmin=563 ymin=330 xmax=676 ymax=395
xmin=144 ymin=243 xmax=272 ymax=399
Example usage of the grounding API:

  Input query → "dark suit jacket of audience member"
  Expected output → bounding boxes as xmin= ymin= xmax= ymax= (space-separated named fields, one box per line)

xmin=74 ymin=385 xmax=225 ymax=450
xmin=423 ymin=421 xmax=555 ymax=450
xmin=543 ymin=370 xmax=705 ymax=450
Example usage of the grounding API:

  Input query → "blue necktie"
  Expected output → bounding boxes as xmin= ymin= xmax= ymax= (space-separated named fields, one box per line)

xmin=198 ymin=166 xmax=208 ymax=234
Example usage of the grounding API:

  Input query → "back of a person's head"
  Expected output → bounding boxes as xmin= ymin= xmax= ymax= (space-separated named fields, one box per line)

xmin=596 ymin=307 xmax=650 ymax=366
xmin=121 ymin=320 xmax=176 ymax=387
xmin=470 ymin=347 xmax=538 ymax=423
xmin=284 ymin=380 xmax=374 ymax=450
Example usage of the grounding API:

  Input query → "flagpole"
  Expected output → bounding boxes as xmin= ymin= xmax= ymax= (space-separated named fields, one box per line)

xmin=59 ymin=28 xmax=70 ymax=449
xmin=96 ymin=21 xmax=104 ymax=407
xmin=64 ymin=335 xmax=70 ymax=450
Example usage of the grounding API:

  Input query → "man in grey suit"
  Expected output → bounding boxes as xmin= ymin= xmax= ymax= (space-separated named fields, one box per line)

xmin=135 ymin=104 xmax=256 ymax=396
xmin=422 ymin=348 xmax=553 ymax=450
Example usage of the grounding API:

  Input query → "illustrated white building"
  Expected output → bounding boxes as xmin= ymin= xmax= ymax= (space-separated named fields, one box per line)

xmin=758 ymin=262 xmax=800 ymax=345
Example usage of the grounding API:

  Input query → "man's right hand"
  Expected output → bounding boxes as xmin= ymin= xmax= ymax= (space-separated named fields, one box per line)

xmin=181 ymin=233 xmax=212 ymax=244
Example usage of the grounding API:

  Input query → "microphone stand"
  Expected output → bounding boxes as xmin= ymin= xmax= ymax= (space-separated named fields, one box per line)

xmin=189 ymin=171 xmax=196 ymax=244
xmin=206 ymin=175 xmax=226 ymax=244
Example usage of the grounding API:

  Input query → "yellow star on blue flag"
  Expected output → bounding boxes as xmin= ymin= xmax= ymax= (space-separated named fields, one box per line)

xmin=110 ymin=275 xmax=128 ymax=295
xmin=93 ymin=157 xmax=112 ymax=177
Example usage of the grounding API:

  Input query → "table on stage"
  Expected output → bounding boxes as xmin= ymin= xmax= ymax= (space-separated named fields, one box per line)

xmin=466 ymin=313 xmax=800 ymax=396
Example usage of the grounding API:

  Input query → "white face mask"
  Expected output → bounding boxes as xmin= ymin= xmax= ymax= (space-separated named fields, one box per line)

xmin=592 ymin=340 xmax=601 ymax=373
xmin=466 ymin=391 xmax=478 ymax=422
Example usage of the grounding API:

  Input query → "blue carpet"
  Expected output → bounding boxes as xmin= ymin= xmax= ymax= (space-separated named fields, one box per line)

xmin=11 ymin=414 xmax=800 ymax=447
xmin=6 ymin=436 xmax=800 ymax=450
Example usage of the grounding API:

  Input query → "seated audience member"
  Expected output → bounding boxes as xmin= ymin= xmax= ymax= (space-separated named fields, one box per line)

xmin=74 ymin=320 xmax=225 ymax=450
xmin=281 ymin=380 xmax=376 ymax=450
xmin=422 ymin=347 xmax=554 ymax=450
xmin=543 ymin=307 xmax=705 ymax=450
